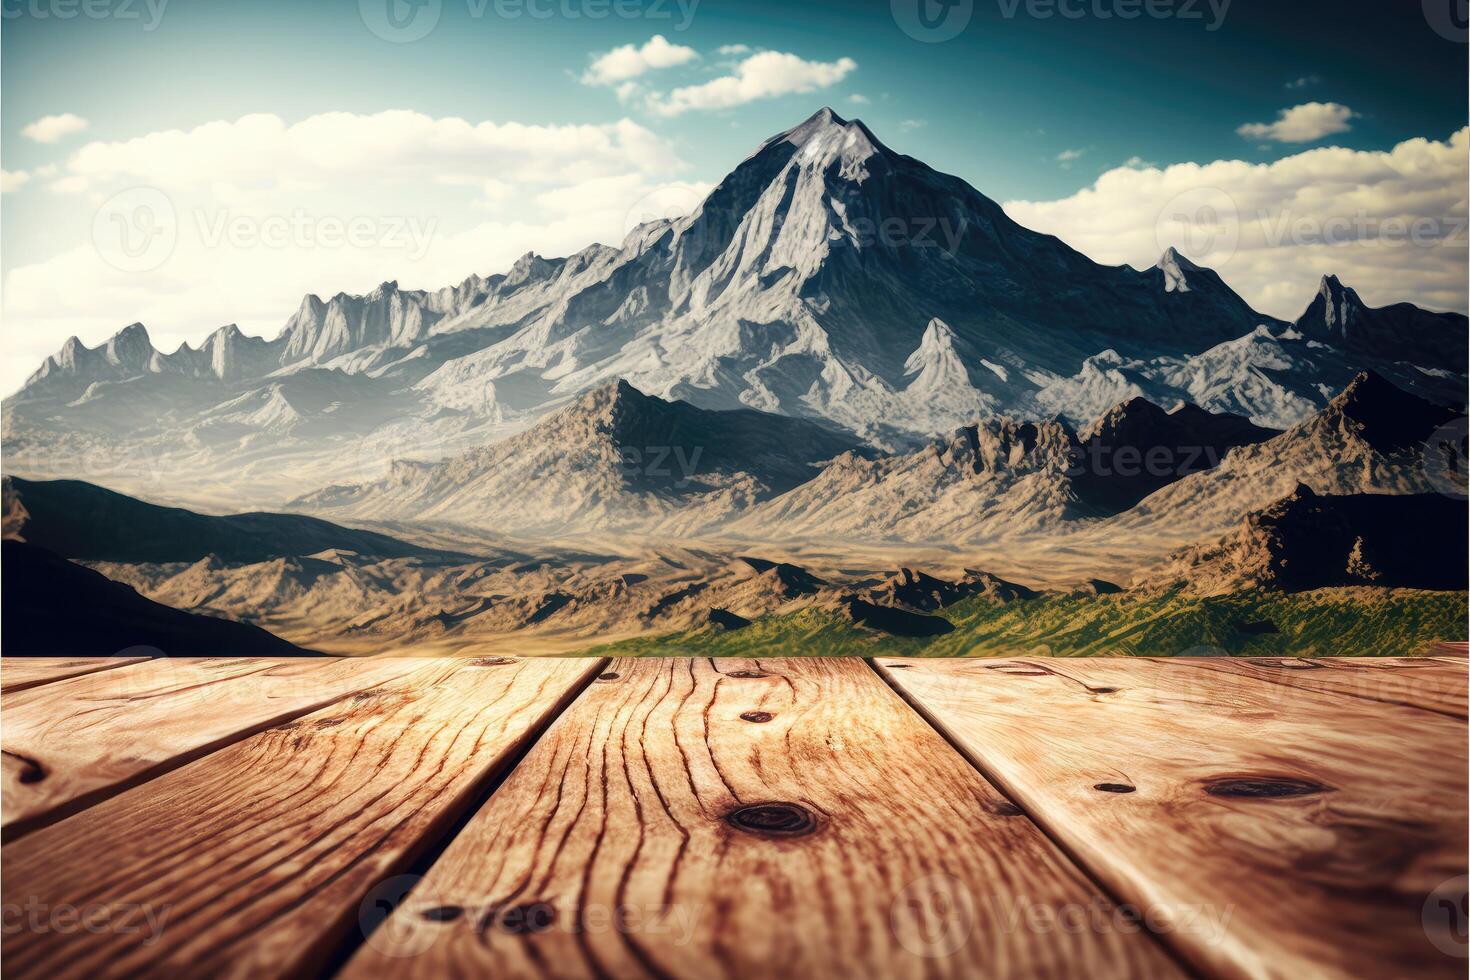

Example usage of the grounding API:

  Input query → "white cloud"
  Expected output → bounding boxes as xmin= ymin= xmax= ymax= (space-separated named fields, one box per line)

xmin=21 ymin=113 xmax=89 ymax=143
xmin=899 ymin=119 xmax=927 ymax=131
xmin=848 ymin=93 xmax=871 ymax=105
xmin=582 ymin=35 xmax=698 ymax=87
xmin=647 ymin=50 xmax=857 ymax=117
xmin=716 ymin=44 xmax=751 ymax=56
xmin=1237 ymin=102 xmax=1356 ymax=143
xmin=46 ymin=175 xmax=91 ymax=195
xmin=1285 ymin=75 xmax=1321 ymax=90
xmin=1 ymin=169 xmax=31 ymax=193
xmin=1056 ymin=148 xmax=1085 ymax=161
xmin=64 ymin=110 xmax=683 ymax=188
xmin=1004 ymin=128 xmax=1469 ymax=318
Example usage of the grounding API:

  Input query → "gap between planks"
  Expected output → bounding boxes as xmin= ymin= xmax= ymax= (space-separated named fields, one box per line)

xmin=2 ymin=656 xmax=610 ymax=980
xmin=1 ymin=657 xmax=425 ymax=841
xmin=0 ymin=656 xmax=154 ymax=694
xmin=871 ymin=657 xmax=1469 ymax=980
xmin=339 ymin=657 xmax=1185 ymax=980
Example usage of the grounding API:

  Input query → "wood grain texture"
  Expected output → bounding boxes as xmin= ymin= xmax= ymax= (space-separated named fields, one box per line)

xmin=1185 ymin=655 xmax=1468 ymax=718
xmin=0 ymin=656 xmax=152 ymax=693
xmin=341 ymin=657 xmax=1183 ymax=980
xmin=1 ymin=656 xmax=420 ymax=839
xmin=1 ymin=656 xmax=604 ymax=980
xmin=876 ymin=657 xmax=1470 ymax=980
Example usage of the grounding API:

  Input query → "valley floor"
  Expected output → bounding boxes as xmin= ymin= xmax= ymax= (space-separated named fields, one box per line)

xmin=582 ymin=587 xmax=1469 ymax=659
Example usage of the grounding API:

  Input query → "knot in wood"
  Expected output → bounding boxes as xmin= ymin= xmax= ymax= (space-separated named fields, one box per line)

xmin=724 ymin=802 xmax=819 ymax=837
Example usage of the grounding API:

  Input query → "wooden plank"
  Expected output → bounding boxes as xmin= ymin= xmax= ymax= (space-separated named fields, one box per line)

xmin=1 ymin=656 xmax=603 ymax=980
xmin=0 ymin=656 xmax=152 ymax=694
xmin=1184 ymin=655 xmax=1468 ymax=718
xmin=341 ymin=657 xmax=1183 ymax=980
xmin=1 ymin=656 xmax=421 ymax=839
xmin=876 ymin=657 xmax=1470 ymax=980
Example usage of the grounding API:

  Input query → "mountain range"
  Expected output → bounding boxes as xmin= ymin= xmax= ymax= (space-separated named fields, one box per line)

xmin=1 ymin=107 xmax=1464 ymax=657
xmin=5 ymin=108 xmax=1464 ymax=516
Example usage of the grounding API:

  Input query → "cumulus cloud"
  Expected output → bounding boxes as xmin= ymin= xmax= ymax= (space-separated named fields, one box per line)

xmin=1 ymin=169 xmax=31 ymax=193
xmin=1004 ymin=128 xmax=1469 ymax=317
xmin=581 ymin=35 xmax=698 ymax=87
xmin=716 ymin=44 xmax=751 ymax=56
xmin=21 ymin=113 xmax=89 ymax=143
xmin=848 ymin=93 xmax=871 ymax=105
xmin=1237 ymin=102 xmax=1356 ymax=143
xmin=63 ymin=110 xmax=682 ymax=188
xmin=46 ymin=175 xmax=90 ymax=195
xmin=647 ymin=50 xmax=857 ymax=117
xmin=1285 ymin=74 xmax=1321 ymax=90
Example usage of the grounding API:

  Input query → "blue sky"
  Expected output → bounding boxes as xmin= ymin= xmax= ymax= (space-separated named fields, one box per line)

xmin=2 ymin=0 xmax=1466 ymax=392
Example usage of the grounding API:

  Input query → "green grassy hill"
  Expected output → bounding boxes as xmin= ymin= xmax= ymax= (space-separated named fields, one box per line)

xmin=580 ymin=588 xmax=1468 ymax=658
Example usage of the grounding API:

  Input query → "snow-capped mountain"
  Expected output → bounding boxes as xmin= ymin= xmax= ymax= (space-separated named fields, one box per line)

xmin=1293 ymin=274 xmax=1467 ymax=372
xmin=4 ymin=108 xmax=1464 ymax=510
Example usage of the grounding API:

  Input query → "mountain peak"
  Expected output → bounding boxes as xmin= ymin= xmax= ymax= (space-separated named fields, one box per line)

xmin=769 ymin=105 xmax=887 ymax=170
xmin=1156 ymin=247 xmax=1202 ymax=292
xmin=1321 ymin=370 xmax=1458 ymax=453
xmin=113 ymin=322 xmax=150 ymax=342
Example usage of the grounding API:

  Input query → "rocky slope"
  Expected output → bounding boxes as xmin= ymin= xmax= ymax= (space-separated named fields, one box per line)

xmin=3 ymin=540 xmax=313 ymax=657
xmin=1107 ymin=371 xmax=1463 ymax=549
xmin=1140 ymin=484 xmax=1467 ymax=595
xmin=292 ymin=379 xmax=860 ymax=533
xmin=3 ymin=475 xmax=463 ymax=564
xmin=722 ymin=395 xmax=1276 ymax=542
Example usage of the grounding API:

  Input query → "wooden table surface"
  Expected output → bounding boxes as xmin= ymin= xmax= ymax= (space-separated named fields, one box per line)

xmin=2 ymin=655 xmax=1465 ymax=979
